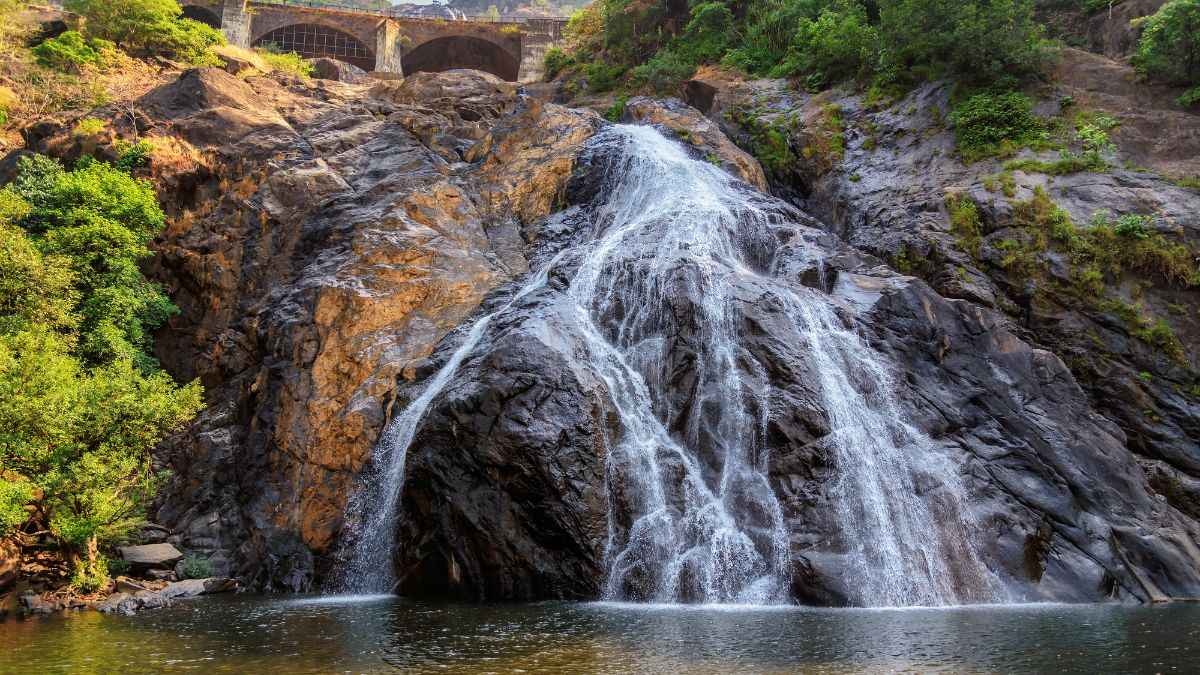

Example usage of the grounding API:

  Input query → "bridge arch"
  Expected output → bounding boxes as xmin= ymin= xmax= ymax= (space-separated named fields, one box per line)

xmin=403 ymin=35 xmax=520 ymax=82
xmin=181 ymin=5 xmax=221 ymax=29
xmin=253 ymin=22 xmax=375 ymax=71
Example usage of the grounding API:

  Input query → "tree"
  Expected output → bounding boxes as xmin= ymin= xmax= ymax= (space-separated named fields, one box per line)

xmin=877 ymin=0 xmax=1047 ymax=86
xmin=1132 ymin=0 xmax=1200 ymax=107
xmin=776 ymin=0 xmax=879 ymax=85
xmin=63 ymin=0 xmax=224 ymax=64
xmin=0 ymin=156 xmax=203 ymax=592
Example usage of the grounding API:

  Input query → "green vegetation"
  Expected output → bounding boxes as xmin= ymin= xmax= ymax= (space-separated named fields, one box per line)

xmin=63 ymin=0 xmax=224 ymax=66
xmin=0 ymin=155 xmax=203 ymax=591
xmin=551 ymin=0 xmax=1049 ymax=98
xmin=255 ymin=45 xmax=314 ymax=77
xmin=604 ymin=95 xmax=628 ymax=122
xmin=31 ymin=30 xmax=112 ymax=72
xmin=946 ymin=192 xmax=983 ymax=257
xmin=949 ymin=91 xmax=1043 ymax=162
xmin=975 ymin=186 xmax=1196 ymax=361
xmin=181 ymin=555 xmax=214 ymax=579
xmin=1132 ymin=0 xmax=1200 ymax=108
xmin=725 ymin=106 xmax=800 ymax=177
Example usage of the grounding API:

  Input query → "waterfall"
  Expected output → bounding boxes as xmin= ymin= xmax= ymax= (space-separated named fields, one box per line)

xmin=332 ymin=252 xmax=564 ymax=594
xmin=333 ymin=123 xmax=999 ymax=606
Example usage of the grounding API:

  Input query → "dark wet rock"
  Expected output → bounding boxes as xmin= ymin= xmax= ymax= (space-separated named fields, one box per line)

xmin=15 ymin=67 xmax=601 ymax=591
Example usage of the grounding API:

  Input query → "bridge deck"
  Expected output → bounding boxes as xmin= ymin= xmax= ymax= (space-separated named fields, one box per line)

xmin=250 ymin=0 xmax=569 ymax=25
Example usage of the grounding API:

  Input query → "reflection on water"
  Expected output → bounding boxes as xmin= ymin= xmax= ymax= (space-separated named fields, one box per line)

xmin=2 ymin=596 xmax=1199 ymax=673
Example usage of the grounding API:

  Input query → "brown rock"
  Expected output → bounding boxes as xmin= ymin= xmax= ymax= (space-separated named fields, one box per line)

xmin=119 ymin=543 xmax=184 ymax=569
xmin=621 ymin=96 xmax=769 ymax=191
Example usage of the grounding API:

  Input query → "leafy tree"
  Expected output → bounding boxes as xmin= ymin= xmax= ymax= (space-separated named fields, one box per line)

xmin=0 ymin=156 xmax=203 ymax=591
xmin=10 ymin=155 xmax=174 ymax=369
xmin=775 ymin=0 xmax=879 ymax=86
xmin=63 ymin=0 xmax=224 ymax=65
xmin=878 ymin=0 xmax=1048 ymax=86
xmin=678 ymin=2 xmax=734 ymax=63
xmin=1132 ymin=0 xmax=1200 ymax=107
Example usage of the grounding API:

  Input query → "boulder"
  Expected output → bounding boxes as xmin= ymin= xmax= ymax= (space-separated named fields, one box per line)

xmin=310 ymin=57 xmax=368 ymax=84
xmin=0 ymin=538 xmax=18 ymax=591
xmin=119 ymin=543 xmax=184 ymax=569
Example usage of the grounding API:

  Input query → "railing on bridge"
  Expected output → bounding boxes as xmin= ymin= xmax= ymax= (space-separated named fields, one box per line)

xmin=250 ymin=0 xmax=570 ymax=23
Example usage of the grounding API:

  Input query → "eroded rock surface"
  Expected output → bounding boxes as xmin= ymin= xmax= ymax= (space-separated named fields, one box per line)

xmin=20 ymin=64 xmax=1200 ymax=605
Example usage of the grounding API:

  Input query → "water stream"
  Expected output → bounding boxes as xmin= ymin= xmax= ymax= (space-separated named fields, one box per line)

xmin=335 ymin=124 xmax=998 ymax=606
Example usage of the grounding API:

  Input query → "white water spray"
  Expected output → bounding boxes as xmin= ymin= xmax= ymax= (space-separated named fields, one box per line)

xmin=334 ymin=124 xmax=999 ymax=606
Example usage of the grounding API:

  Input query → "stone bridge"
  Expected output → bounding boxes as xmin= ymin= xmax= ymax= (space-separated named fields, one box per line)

xmin=182 ymin=0 xmax=567 ymax=82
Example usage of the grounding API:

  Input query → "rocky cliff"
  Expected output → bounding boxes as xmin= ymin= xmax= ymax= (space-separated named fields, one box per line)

xmin=20 ymin=62 xmax=1200 ymax=604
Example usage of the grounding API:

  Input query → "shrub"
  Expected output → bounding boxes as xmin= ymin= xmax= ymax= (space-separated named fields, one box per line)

xmin=584 ymin=61 xmax=625 ymax=93
xmin=604 ymin=95 xmax=628 ymax=122
xmin=0 ymin=477 xmax=33 ymax=533
xmin=1 ymin=162 xmax=203 ymax=586
xmin=73 ymin=117 xmax=108 ymax=137
xmin=946 ymin=193 xmax=983 ymax=257
xmin=678 ymin=2 xmax=734 ymax=64
xmin=32 ymin=31 xmax=105 ymax=71
xmin=543 ymin=47 xmax=572 ymax=80
xmin=631 ymin=49 xmax=695 ymax=94
xmin=64 ymin=0 xmax=224 ymax=65
xmin=70 ymin=552 xmax=109 ymax=592
xmin=1132 ymin=0 xmax=1200 ymax=90
xmin=950 ymin=91 xmax=1042 ymax=161
xmin=878 ymin=0 xmax=1049 ymax=87
xmin=774 ymin=0 xmax=878 ymax=86
xmin=180 ymin=555 xmax=213 ymax=579
xmin=255 ymin=46 xmax=314 ymax=77
xmin=115 ymin=139 xmax=154 ymax=172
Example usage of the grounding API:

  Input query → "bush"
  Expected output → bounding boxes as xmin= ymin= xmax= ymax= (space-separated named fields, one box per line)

xmin=180 ymin=555 xmax=213 ymax=579
xmin=631 ymin=49 xmax=696 ymax=94
xmin=70 ymin=552 xmax=109 ymax=593
xmin=1132 ymin=0 xmax=1200 ymax=91
xmin=950 ymin=91 xmax=1042 ymax=161
xmin=64 ymin=0 xmax=224 ymax=65
xmin=32 ymin=31 xmax=105 ymax=71
xmin=678 ymin=2 xmax=734 ymax=63
xmin=255 ymin=46 xmax=314 ymax=77
xmin=115 ymin=139 xmax=154 ymax=172
xmin=543 ymin=47 xmax=572 ymax=80
xmin=584 ymin=61 xmax=626 ymax=93
xmin=774 ymin=0 xmax=878 ymax=86
xmin=604 ymin=95 xmax=628 ymax=122
xmin=878 ymin=0 xmax=1048 ymax=86
xmin=0 ymin=162 xmax=203 ymax=583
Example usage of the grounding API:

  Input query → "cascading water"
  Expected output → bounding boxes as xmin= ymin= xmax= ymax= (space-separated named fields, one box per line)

xmin=332 ymin=254 xmax=564 ymax=594
xmin=333 ymin=123 xmax=1000 ymax=606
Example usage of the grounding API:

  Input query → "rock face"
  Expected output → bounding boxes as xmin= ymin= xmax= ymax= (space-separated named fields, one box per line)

xmin=685 ymin=54 xmax=1200 ymax=586
xmin=378 ymin=123 xmax=1200 ymax=604
xmin=22 ymin=64 xmax=1200 ymax=605
xmin=22 ymin=67 xmax=600 ymax=591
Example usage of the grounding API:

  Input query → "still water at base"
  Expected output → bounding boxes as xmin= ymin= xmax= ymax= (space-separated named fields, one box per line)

xmin=2 ymin=596 xmax=1198 ymax=673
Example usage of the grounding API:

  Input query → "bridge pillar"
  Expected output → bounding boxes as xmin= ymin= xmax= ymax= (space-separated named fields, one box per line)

xmin=220 ymin=0 xmax=251 ymax=48
xmin=516 ymin=19 xmax=564 ymax=83
xmin=375 ymin=19 xmax=403 ymax=75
